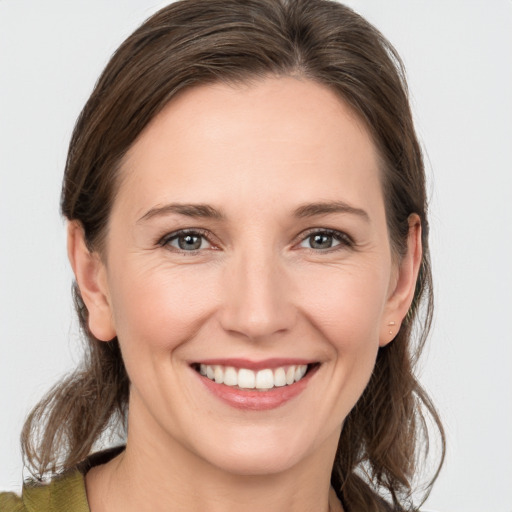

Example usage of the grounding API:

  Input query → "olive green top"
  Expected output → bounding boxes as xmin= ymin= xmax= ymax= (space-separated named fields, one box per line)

xmin=0 ymin=469 xmax=89 ymax=512
xmin=1 ymin=447 xmax=350 ymax=511
xmin=0 ymin=447 xmax=124 ymax=512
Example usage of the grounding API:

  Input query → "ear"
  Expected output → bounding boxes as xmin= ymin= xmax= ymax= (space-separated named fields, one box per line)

xmin=380 ymin=214 xmax=422 ymax=347
xmin=67 ymin=221 xmax=116 ymax=342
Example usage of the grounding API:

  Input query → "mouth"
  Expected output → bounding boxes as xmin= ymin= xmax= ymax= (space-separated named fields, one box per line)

xmin=191 ymin=362 xmax=318 ymax=391
xmin=189 ymin=359 xmax=320 ymax=410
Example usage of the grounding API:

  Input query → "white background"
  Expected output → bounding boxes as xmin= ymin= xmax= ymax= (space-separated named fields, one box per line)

xmin=1 ymin=1 xmax=511 ymax=511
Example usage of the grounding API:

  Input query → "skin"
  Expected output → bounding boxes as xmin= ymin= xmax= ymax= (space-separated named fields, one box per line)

xmin=68 ymin=76 xmax=421 ymax=512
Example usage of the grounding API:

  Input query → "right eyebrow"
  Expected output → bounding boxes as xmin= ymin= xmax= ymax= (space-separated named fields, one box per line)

xmin=137 ymin=203 xmax=226 ymax=223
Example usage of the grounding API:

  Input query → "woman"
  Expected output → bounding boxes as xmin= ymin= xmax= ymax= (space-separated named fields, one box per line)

xmin=0 ymin=0 xmax=444 ymax=511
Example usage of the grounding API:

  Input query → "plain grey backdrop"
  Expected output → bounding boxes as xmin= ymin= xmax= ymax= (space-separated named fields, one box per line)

xmin=1 ymin=1 xmax=511 ymax=511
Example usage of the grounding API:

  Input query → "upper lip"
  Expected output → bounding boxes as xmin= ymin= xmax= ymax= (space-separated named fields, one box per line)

xmin=191 ymin=358 xmax=315 ymax=371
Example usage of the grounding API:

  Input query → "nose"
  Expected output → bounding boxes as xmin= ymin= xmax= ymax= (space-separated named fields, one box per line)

xmin=219 ymin=249 xmax=297 ymax=341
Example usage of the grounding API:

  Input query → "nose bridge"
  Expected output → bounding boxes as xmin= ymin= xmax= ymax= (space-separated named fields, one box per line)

xmin=220 ymin=242 xmax=295 ymax=340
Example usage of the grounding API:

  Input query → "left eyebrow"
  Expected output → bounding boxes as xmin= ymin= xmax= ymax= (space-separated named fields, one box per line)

xmin=293 ymin=201 xmax=370 ymax=222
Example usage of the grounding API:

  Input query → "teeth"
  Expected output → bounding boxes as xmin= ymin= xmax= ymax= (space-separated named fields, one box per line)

xmin=285 ymin=366 xmax=295 ymax=385
xmin=238 ymin=368 xmax=256 ymax=389
xmin=255 ymin=369 xmax=274 ymax=389
xmin=223 ymin=366 xmax=238 ymax=386
xmin=198 ymin=364 xmax=309 ymax=390
xmin=274 ymin=367 xmax=286 ymax=387
xmin=294 ymin=365 xmax=307 ymax=382
xmin=214 ymin=365 xmax=224 ymax=384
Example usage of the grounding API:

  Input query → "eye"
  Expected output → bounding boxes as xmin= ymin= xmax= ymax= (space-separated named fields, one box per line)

xmin=298 ymin=230 xmax=352 ymax=251
xmin=160 ymin=230 xmax=213 ymax=252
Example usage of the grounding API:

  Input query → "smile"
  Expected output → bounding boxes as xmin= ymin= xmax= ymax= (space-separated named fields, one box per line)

xmin=197 ymin=363 xmax=309 ymax=391
xmin=191 ymin=360 xmax=319 ymax=410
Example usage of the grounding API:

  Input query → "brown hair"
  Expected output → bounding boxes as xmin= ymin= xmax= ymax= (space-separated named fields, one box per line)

xmin=21 ymin=1 xmax=444 ymax=510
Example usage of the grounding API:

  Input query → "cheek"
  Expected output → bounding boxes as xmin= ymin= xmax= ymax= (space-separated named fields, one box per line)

xmin=304 ymin=265 xmax=389 ymax=412
xmin=107 ymin=260 xmax=219 ymax=353
xmin=296 ymin=261 xmax=390 ymax=350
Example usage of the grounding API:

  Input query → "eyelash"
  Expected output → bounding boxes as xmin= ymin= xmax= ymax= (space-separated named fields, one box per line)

xmin=157 ymin=228 xmax=354 ymax=255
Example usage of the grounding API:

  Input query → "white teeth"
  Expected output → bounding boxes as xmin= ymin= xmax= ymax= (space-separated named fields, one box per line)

xmin=214 ymin=365 xmax=224 ymax=384
xmin=255 ymin=369 xmax=274 ymax=389
xmin=274 ymin=367 xmax=286 ymax=387
xmin=238 ymin=368 xmax=256 ymax=389
xmin=285 ymin=366 xmax=295 ymax=385
xmin=223 ymin=366 xmax=238 ymax=386
xmin=198 ymin=363 xmax=310 ymax=390
xmin=294 ymin=365 xmax=307 ymax=382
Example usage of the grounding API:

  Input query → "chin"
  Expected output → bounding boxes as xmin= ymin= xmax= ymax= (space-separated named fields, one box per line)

xmin=207 ymin=446 xmax=307 ymax=477
xmin=185 ymin=423 xmax=329 ymax=477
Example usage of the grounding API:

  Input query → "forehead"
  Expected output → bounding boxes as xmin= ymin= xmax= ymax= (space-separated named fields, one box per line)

xmin=116 ymin=76 xmax=383 ymax=219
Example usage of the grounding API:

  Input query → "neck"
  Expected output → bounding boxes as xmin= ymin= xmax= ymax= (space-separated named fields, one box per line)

xmin=86 ymin=394 xmax=343 ymax=512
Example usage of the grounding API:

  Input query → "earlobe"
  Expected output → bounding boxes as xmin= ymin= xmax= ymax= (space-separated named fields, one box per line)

xmin=380 ymin=214 xmax=422 ymax=347
xmin=67 ymin=221 xmax=116 ymax=342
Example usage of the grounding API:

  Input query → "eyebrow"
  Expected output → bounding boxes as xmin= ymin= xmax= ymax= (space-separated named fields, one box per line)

xmin=293 ymin=201 xmax=370 ymax=222
xmin=138 ymin=200 xmax=369 ymax=223
xmin=138 ymin=203 xmax=225 ymax=222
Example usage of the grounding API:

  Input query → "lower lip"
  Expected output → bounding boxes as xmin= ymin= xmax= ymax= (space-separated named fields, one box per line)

xmin=196 ymin=366 xmax=317 ymax=411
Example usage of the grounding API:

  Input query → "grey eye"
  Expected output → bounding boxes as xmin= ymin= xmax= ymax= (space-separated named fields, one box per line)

xmin=166 ymin=232 xmax=210 ymax=251
xmin=302 ymin=232 xmax=340 ymax=250
xmin=178 ymin=234 xmax=203 ymax=250
xmin=298 ymin=230 xmax=353 ymax=251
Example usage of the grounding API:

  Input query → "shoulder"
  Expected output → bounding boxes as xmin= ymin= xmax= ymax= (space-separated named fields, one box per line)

xmin=0 ymin=447 xmax=123 ymax=512
xmin=0 ymin=491 xmax=25 ymax=512
xmin=0 ymin=469 xmax=89 ymax=512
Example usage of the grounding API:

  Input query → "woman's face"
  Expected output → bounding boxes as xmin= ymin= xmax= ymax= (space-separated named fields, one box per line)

xmin=78 ymin=77 xmax=415 ymax=476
